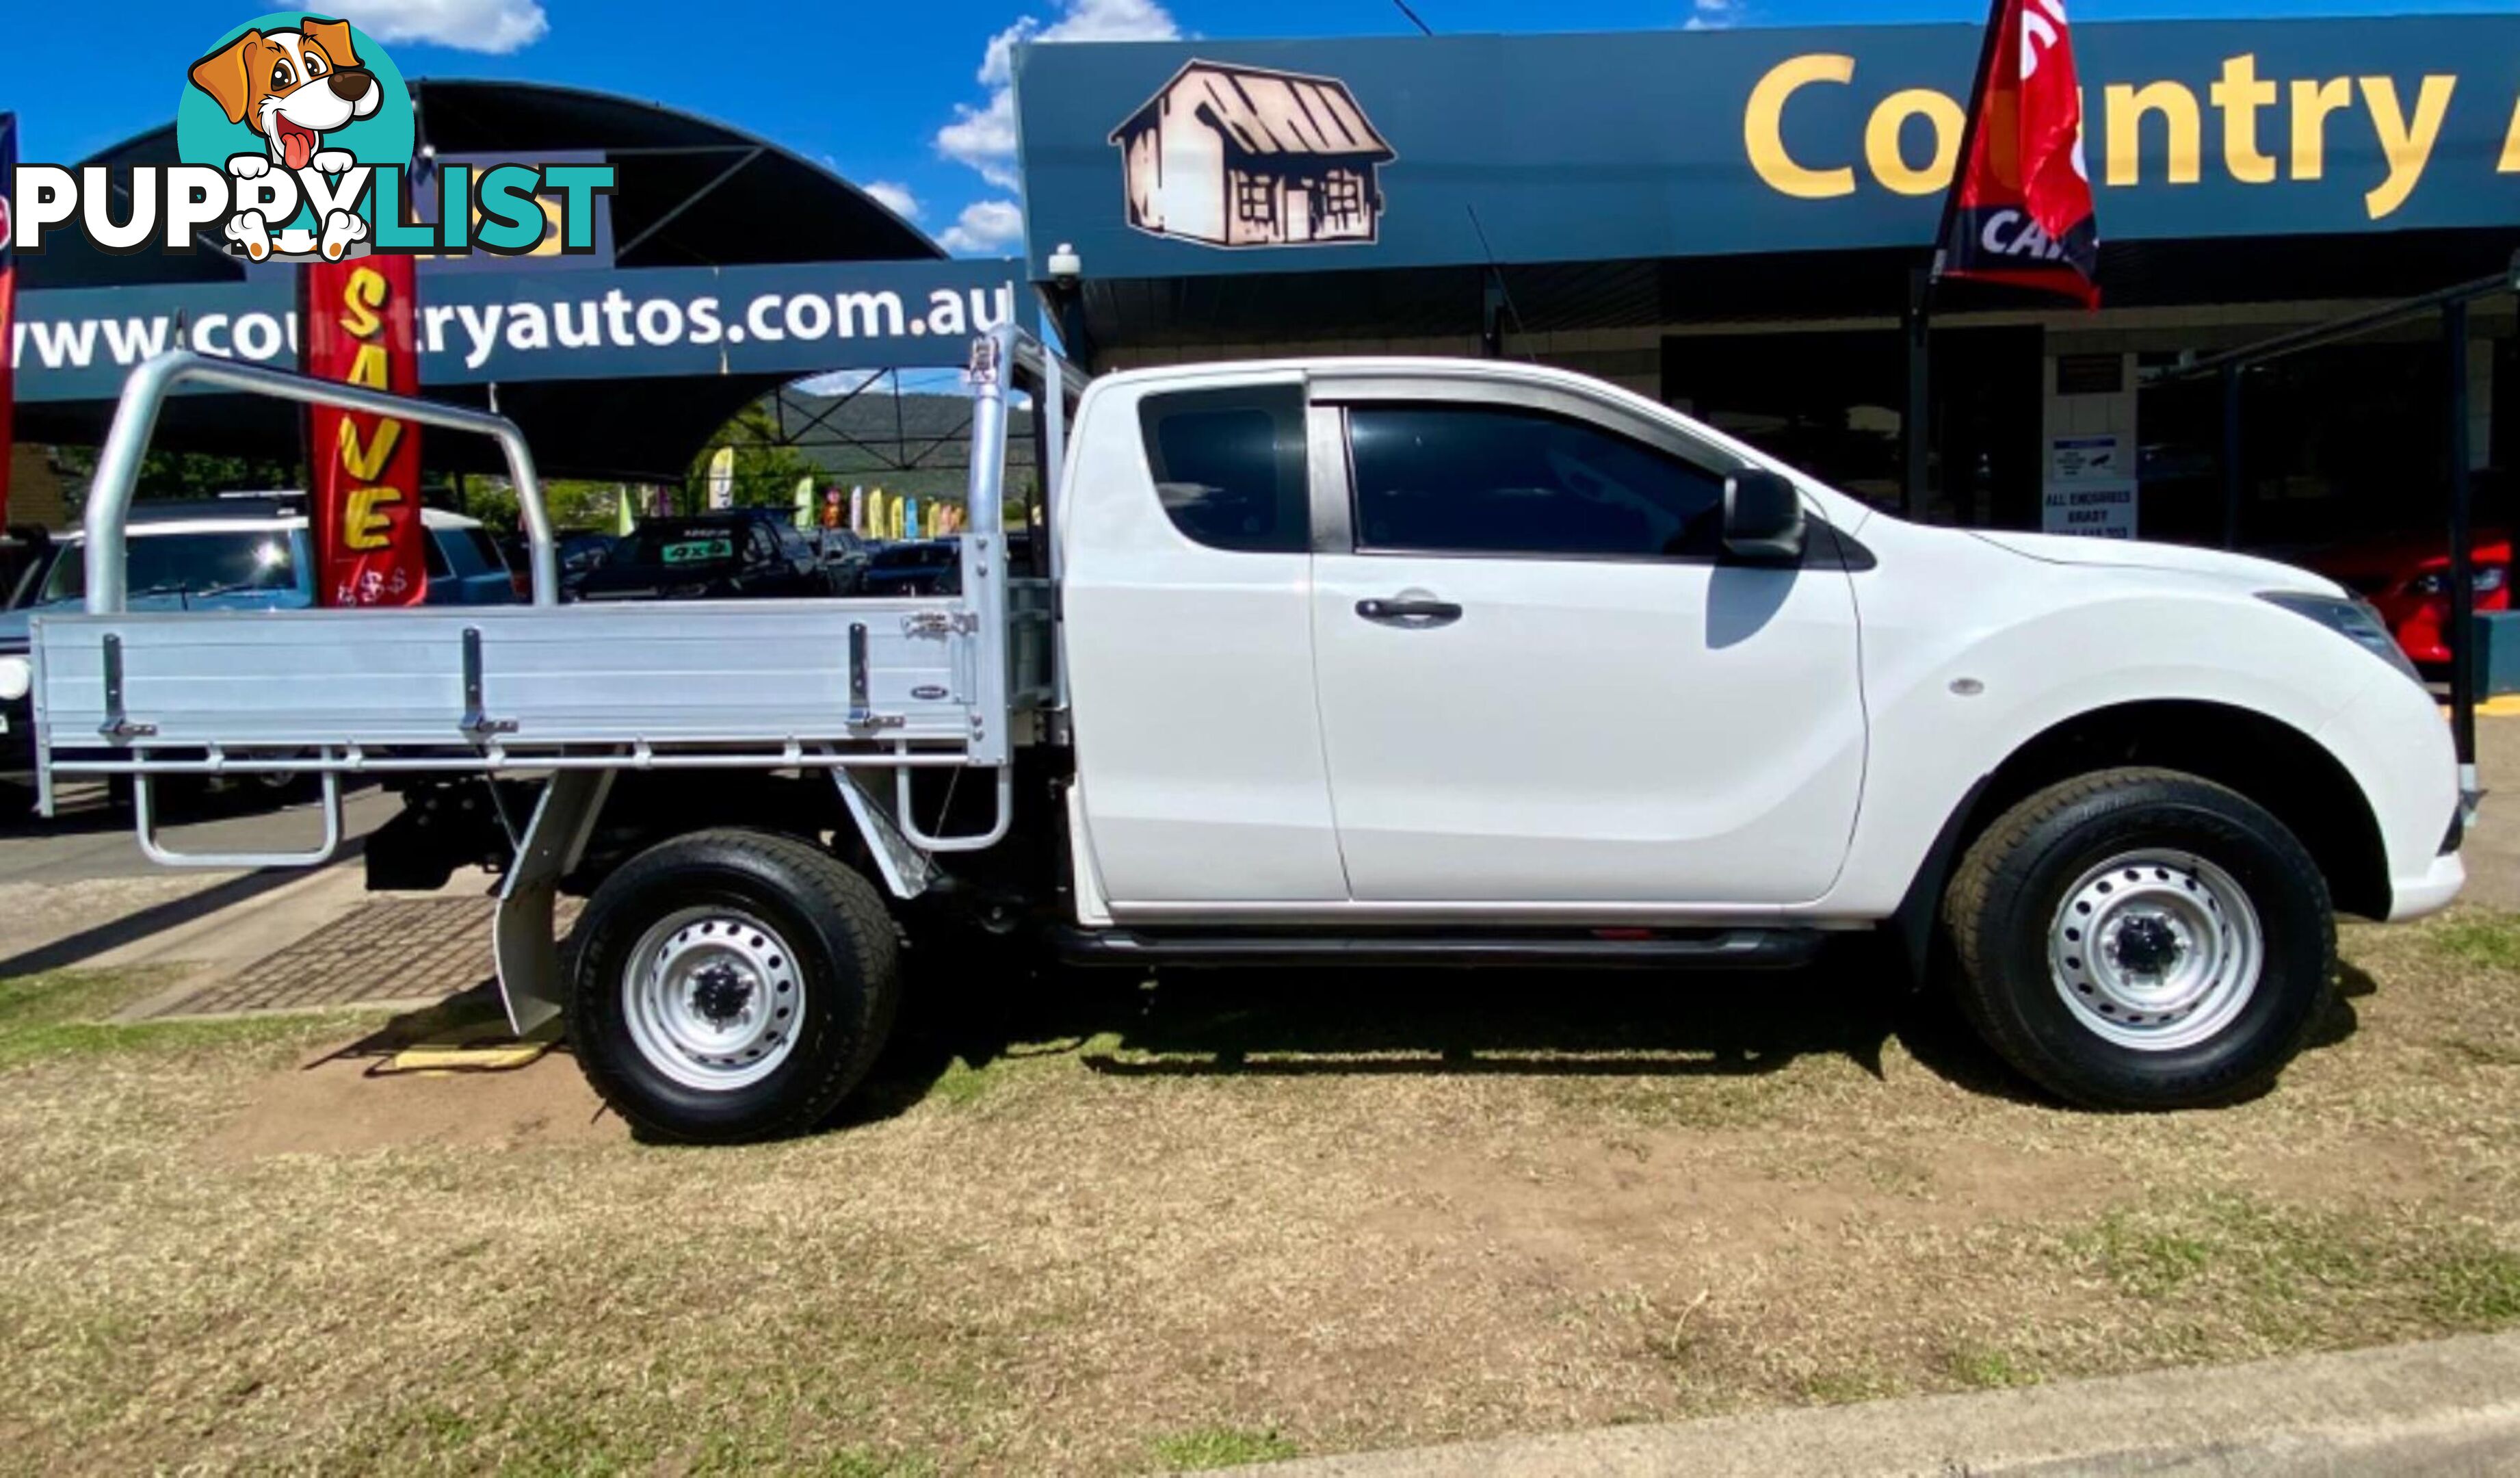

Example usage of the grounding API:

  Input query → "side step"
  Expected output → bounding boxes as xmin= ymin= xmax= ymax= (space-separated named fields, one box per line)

xmin=1054 ymin=927 xmax=1828 ymax=971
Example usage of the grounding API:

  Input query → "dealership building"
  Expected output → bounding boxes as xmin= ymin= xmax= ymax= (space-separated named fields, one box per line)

xmin=1011 ymin=14 xmax=2520 ymax=550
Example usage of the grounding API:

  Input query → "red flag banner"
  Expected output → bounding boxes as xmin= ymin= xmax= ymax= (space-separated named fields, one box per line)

xmin=301 ymin=255 xmax=427 ymax=606
xmin=1 ymin=112 xmax=19 ymax=524
xmin=1937 ymin=0 xmax=2101 ymax=307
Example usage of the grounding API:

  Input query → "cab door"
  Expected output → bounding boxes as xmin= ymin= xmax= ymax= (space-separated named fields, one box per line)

xmin=1062 ymin=373 xmax=1350 ymax=907
xmin=1306 ymin=383 xmax=1867 ymax=907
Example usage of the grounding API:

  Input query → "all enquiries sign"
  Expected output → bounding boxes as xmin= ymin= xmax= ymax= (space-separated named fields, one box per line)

xmin=2043 ymin=434 xmax=2138 ymax=540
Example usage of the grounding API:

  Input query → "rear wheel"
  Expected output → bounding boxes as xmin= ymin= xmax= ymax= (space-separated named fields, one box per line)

xmin=239 ymin=760 xmax=319 ymax=806
xmin=570 ymin=828 xmax=900 ymax=1143
xmin=1942 ymin=768 xmax=2335 ymax=1110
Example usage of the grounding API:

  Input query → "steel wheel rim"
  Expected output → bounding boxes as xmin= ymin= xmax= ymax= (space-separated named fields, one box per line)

xmin=2048 ymin=849 xmax=2263 ymax=1053
xmin=620 ymin=907 xmax=803 ymax=1091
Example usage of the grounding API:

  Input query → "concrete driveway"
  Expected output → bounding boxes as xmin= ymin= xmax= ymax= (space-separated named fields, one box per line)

xmin=1231 ymin=1330 xmax=2520 ymax=1477
xmin=0 ymin=780 xmax=400 ymax=976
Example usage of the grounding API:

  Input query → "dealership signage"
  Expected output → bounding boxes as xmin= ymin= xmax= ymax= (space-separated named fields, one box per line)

xmin=1014 ymin=15 xmax=2520 ymax=280
xmin=8 ymin=257 xmax=1024 ymax=402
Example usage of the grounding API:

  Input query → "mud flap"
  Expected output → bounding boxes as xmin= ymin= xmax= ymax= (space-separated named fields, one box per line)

xmin=831 ymin=770 xmax=935 ymax=900
xmin=493 ymin=770 xmax=613 ymax=1036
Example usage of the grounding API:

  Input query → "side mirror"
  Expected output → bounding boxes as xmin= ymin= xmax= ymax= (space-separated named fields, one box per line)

xmin=1722 ymin=469 xmax=1807 ymax=562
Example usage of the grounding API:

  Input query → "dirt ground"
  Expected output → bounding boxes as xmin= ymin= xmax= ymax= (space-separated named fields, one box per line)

xmin=1 ymin=913 xmax=2517 ymax=1475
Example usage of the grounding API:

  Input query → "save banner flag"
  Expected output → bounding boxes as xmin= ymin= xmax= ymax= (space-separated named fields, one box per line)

xmin=301 ymin=255 xmax=428 ymax=606
xmin=1936 ymin=0 xmax=2101 ymax=307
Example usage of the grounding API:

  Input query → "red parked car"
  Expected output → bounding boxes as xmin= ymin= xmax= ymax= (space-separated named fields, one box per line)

xmin=2308 ymin=532 xmax=2510 ymax=668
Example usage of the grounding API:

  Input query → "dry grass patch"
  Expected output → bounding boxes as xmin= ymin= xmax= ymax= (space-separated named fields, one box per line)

xmin=1 ymin=913 xmax=2517 ymax=1472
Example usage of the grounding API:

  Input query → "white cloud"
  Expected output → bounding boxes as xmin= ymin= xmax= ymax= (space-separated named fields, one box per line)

xmin=793 ymin=369 xmax=884 ymax=397
xmin=1684 ymin=0 xmax=1742 ymax=29
xmin=329 ymin=0 xmax=550 ymax=54
xmin=937 ymin=198 xmax=1026 ymax=255
xmin=938 ymin=91 xmax=1023 ymax=190
xmin=863 ymin=181 xmax=921 ymax=220
xmin=939 ymin=0 xmax=1180 ymax=187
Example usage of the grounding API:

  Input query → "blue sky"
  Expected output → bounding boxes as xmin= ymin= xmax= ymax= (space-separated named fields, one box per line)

xmin=3 ymin=0 xmax=2508 ymax=255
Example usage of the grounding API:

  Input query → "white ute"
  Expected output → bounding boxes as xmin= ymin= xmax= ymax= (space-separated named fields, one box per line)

xmin=28 ymin=330 xmax=2463 ymax=1141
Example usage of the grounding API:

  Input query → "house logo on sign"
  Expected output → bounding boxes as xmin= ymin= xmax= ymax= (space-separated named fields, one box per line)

xmin=1111 ymin=61 xmax=1394 ymax=248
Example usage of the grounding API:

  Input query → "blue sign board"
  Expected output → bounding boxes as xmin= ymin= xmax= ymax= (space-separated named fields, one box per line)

xmin=1013 ymin=16 xmax=2520 ymax=281
xmin=11 ymin=257 xmax=1026 ymax=402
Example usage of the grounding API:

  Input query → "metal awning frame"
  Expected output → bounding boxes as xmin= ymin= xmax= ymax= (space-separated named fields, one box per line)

xmin=2149 ymin=251 xmax=2520 ymax=791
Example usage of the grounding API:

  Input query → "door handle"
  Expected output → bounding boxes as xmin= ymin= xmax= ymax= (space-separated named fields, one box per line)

xmin=1356 ymin=597 xmax=1463 ymax=627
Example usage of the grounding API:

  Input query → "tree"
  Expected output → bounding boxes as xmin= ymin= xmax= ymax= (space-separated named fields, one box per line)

xmin=461 ymin=478 xmax=635 ymax=534
xmin=49 ymin=447 xmax=303 ymax=510
xmin=683 ymin=402 xmax=819 ymax=515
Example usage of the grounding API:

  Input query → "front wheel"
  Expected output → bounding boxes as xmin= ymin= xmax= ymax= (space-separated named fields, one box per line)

xmin=1942 ymin=768 xmax=2336 ymax=1111
xmin=570 ymin=829 xmax=900 ymax=1143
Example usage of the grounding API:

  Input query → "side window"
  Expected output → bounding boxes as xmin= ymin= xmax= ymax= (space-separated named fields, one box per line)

xmin=465 ymin=529 xmax=506 ymax=573
xmin=1138 ymin=385 xmax=1308 ymax=554
xmin=422 ymin=529 xmax=453 ymax=580
xmin=1346 ymin=404 xmax=1729 ymax=560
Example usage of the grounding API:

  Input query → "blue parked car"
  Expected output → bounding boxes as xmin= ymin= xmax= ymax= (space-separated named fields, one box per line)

xmin=0 ymin=498 xmax=519 ymax=793
xmin=3 ymin=497 xmax=520 ymax=623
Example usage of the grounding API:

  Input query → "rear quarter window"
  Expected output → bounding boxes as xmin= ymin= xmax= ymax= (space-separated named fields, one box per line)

xmin=1138 ymin=385 xmax=1309 ymax=554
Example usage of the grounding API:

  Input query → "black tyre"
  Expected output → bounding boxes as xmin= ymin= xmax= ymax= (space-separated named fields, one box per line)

xmin=1942 ymin=767 xmax=2335 ymax=1111
xmin=570 ymin=828 xmax=900 ymax=1143
xmin=237 ymin=763 xmax=320 ymax=807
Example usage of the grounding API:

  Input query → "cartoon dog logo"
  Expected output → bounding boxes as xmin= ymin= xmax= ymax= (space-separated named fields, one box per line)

xmin=187 ymin=18 xmax=381 ymax=261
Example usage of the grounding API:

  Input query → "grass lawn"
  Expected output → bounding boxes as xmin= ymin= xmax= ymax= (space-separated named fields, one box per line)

xmin=1 ymin=913 xmax=2517 ymax=1474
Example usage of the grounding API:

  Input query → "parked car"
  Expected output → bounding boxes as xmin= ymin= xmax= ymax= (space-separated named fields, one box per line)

xmin=2305 ymin=532 xmax=2510 ymax=669
xmin=560 ymin=532 xmax=622 ymax=588
xmin=858 ymin=537 xmax=961 ymax=597
xmin=810 ymin=528 xmax=873 ymax=595
xmin=0 ymin=527 xmax=55 ymax=608
xmin=6 ymin=499 xmax=518 ymax=616
xmin=574 ymin=509 xmax=834 ymax=602
xmin=503 ymin=530 xmax=623 ymax=601
xmin=0 ymin=499 xmax=516 ymax=791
